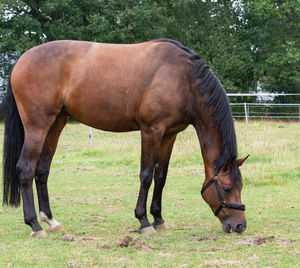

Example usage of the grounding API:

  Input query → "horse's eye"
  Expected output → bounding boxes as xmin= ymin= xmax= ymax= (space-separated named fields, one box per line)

xmin=223 ymin=187 xmax=231 ymax=193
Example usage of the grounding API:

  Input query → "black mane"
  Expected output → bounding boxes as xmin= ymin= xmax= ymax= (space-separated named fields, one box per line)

xmin=156 ymin=38 xmax=240 ymax=184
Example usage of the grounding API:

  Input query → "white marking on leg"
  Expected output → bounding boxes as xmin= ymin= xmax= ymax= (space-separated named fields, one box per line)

xmin=40 ymin=211 xmax=62 ymax=232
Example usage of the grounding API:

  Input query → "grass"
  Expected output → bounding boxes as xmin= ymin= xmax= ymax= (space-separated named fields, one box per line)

xmin=0 ymin=121 xmax=299 ymax=267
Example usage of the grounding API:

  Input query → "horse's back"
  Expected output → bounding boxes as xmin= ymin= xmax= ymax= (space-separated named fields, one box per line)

xmin=11 ymin=40 xmax=191 ymax=132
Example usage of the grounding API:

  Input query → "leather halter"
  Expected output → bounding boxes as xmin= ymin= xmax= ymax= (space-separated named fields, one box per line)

xmin=201 ymin=177 xmax=245 ymax=216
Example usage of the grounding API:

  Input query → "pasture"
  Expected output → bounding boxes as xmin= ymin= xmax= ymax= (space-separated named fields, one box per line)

xmin=0 ymin=121 xmax=299 ymax=267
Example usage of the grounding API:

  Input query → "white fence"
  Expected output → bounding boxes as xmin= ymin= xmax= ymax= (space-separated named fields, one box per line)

xmin=227 ymin=93 xmax=300 ymax=123
xmin=230 ymin=103 xmax=300 ymax=123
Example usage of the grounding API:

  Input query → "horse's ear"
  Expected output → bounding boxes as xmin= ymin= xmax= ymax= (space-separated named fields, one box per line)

xmin=237 ymin=155 xmax=249 ymax=167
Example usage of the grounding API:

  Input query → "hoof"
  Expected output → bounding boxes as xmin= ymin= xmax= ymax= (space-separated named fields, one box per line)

xmin=138 ymin=226 xmax=157 ymax=235
xmin=153 ymin=222 xmax=168 ymax=230
xmin=48 ymin=224 xmax=63 ymax=232
xmin=31 ymin=230 xmax=47 ymax=238
xmin=40 ymin=212 xmax=62 ymax=232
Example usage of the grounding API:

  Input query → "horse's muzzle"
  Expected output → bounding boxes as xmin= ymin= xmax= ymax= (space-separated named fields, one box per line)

xmin=222 ymin=221 xmax=246 ymax=233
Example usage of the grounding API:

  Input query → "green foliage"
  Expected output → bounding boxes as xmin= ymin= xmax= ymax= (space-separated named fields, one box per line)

xmin=0 ymin=0 xmax=299 ymax=97
xmin=85 ymin=0 xmax=167 ymax=43
xmin=244 ymin=0 xmax=300 ymax=93
xmin=0 ymin=0 xmax=168 ymax=94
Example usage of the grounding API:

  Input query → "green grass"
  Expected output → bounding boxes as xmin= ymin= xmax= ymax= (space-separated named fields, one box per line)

xmin=0 ymin=121 xmax=299 ymax=267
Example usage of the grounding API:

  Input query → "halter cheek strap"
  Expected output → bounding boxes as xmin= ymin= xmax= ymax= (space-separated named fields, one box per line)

xmin=201 ymin=177 xmax=245 ymax=216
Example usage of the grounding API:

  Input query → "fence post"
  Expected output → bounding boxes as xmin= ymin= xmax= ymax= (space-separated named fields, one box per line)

xmin=244 ymin=102 xmax=248 ymax=123
xmin=89 ymin=127 xmax=94 ymax=149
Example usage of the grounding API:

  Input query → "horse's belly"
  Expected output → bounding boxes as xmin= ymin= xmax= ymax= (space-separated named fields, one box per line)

xmin=73 ymin=114 xmax=140 ymax=132
xmin=65 ymin=92 xmax=140 ymax=132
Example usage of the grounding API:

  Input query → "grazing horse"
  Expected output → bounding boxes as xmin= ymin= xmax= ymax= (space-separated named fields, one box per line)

xmin=2 ymin=39 xmax=248 ymax=237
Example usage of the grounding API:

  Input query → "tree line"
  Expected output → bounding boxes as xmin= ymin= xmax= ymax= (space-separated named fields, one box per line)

xmin=0 ymin=0 xmax=299 ymax=98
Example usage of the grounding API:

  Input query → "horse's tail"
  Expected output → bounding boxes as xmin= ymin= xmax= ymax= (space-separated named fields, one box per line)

xmin=2 ymin=77 xmax=24 ymax=207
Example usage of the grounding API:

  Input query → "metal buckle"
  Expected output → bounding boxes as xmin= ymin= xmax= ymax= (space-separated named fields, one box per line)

xmin=221 ymin=201 xmax=226 ymax=207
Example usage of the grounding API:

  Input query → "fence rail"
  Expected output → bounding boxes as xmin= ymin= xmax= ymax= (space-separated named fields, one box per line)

xmin=230 ymin=103 xmax=300 ymax=122
xmin=228 ymin=93 xmax=300 ymax=122
xmin=227 ymin=93 xmax=300 ymax=97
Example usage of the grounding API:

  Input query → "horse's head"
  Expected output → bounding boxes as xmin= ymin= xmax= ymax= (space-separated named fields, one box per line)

xmin=201 ymin=155 xmax=249 ymax=233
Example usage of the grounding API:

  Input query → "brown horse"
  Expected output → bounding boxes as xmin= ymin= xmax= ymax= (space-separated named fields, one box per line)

xmin=2 ymin=39 xmax=248 ymax=237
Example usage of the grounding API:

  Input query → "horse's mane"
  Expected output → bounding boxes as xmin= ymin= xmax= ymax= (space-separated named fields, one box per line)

xmin=156 ymin=38 xmax=240 ymax=184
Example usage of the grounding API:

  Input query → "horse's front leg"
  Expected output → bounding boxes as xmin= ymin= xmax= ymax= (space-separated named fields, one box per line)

xmin=134 ymin=128 xmax=164 ymax=234
xmin=150 ymin=133 xmax=177 ymax=230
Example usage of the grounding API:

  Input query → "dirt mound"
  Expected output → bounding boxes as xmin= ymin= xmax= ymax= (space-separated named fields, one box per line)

xmin=237 ymin=236 xmax=275 ymax=245
xmin=117 ymin=236 xmax=153 ymax=249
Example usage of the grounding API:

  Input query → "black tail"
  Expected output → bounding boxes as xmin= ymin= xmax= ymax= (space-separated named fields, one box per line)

xmin=2 ymin=78 xmax=24 ymax=207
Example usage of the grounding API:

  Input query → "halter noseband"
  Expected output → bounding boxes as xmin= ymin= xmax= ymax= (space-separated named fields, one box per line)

xmin=201 ymin=177 xmax=245 ymax=216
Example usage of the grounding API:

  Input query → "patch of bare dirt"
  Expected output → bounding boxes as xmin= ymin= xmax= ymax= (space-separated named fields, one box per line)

xmin=79 ymin=237 xmax=101 ymax=241
xmin=202 ymin=248 xmax=223 ymax=253
xmin=62 ymin=234 xmax=75 ymax=241
xmin=277 ymin=238 xmax=297 ymax=244
xmin=117 ymin=236 xmax=153 ymax=249
xmin=190 ymin=235 xmax=217 ymax=242
xmin=237 ymin=236 xmax=275 ymax=245
xmin=97 ymin=243 xmax=111 ymax=249
xmin=117 ymin=236 xmax=133 ymax=247
xmin=189 ymin=246 xmax=223 ymax=253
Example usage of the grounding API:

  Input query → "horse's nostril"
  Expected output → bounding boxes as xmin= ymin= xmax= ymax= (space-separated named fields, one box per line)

xmin=222 ymin=223 xmax=231 ymax=233
xmin=236 ymin=223 xmax=246 ymax=233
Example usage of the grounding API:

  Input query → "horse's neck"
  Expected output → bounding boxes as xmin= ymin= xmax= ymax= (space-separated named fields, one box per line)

xmin=195 ymin=118 xmax=222 ymax=180
xmin=190 ymin=79 xmax=234 ymax=180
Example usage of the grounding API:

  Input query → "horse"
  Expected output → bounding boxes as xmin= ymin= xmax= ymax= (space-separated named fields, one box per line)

xmin=2 ymin=39 xmax=248 ymax=237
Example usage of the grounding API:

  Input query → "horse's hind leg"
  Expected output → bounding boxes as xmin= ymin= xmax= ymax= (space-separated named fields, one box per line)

xmin=35 ymin=111 xmax=68 ymax=232
xmin=17 ymin=127 xmax=53 ymax=237
xmin=150 ymin=133 xmax=177 ymax=230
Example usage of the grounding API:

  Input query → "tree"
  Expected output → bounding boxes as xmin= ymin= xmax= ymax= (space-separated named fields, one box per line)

xmin=1 ymin=0 xmax=299 ymax=98
xmin=243 ymin=0 xmax=300 ymax=94
xmin=0 ymin=0 xmax=167 ymax=96
xmin=161 ymin=0 xmax=254 ymax=92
